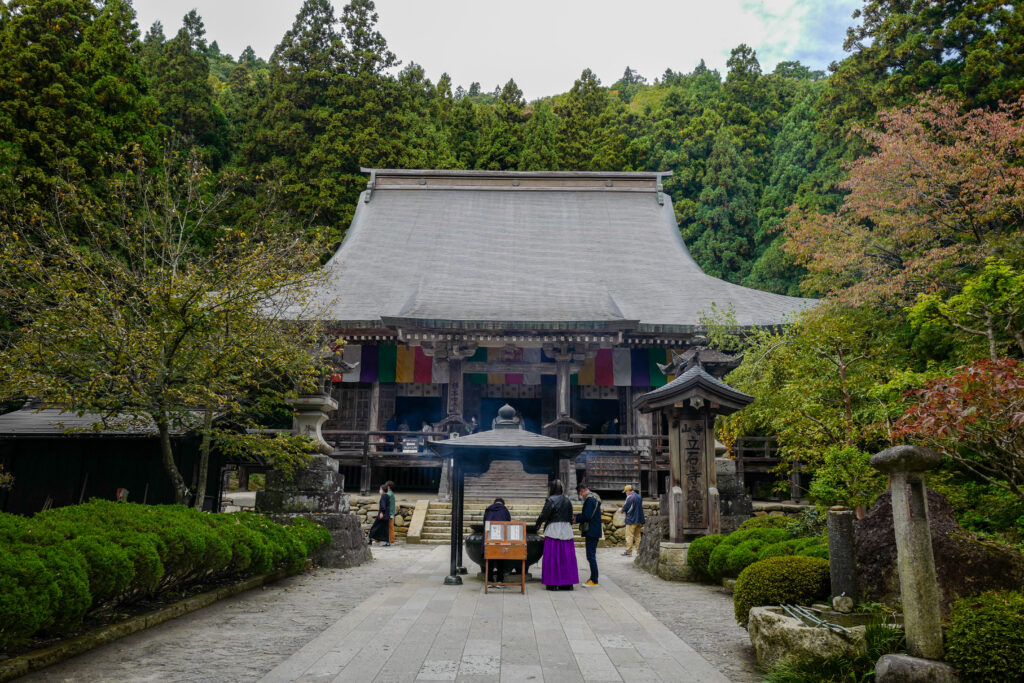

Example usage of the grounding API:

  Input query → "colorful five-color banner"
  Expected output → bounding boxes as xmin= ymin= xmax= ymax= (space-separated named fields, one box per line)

xmin=333 ymin=345 xmax=681 ymax=388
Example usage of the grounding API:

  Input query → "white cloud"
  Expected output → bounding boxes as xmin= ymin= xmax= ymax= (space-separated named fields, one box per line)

xmin=131 ymin=0 xmax=862 ymax=99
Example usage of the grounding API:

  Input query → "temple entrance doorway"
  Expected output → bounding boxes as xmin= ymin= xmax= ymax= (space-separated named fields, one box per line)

xmin=394 ymin=395 xmax=444 ymax=430
xmin=480 ymin=398 xmax=541 ymax=433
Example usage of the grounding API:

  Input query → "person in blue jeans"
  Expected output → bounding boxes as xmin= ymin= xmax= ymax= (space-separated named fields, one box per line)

xmin=574 ymin=483 xmax=603 ymax=587
xmin=619 ymin=484 xmax=645 ymax=556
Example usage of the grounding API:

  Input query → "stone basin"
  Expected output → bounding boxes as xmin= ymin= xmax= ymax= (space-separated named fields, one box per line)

xmin=747 ymin=606 xmax=885 ymax=668
xmin=464 ymin=523 xmax=544 ymax=575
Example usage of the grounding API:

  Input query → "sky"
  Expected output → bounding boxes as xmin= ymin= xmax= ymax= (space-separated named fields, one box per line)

xmin=132 ymin=0 xmax=863 ymax=100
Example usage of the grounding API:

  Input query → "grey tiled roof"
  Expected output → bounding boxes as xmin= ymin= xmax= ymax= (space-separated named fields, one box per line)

xmin=303 ymin=171 xmax=813 ymax=332
xmin=633 ymin=366 xmax=754 ymax=414
xmin=427 ymin=427 xmax=586 ymax=457
xmin=0 ymin=407 xmax=199 ymax=436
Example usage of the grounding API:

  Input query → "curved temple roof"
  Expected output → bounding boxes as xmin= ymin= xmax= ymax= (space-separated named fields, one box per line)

xmin=304 ymin=169 xmax=813 ymax=333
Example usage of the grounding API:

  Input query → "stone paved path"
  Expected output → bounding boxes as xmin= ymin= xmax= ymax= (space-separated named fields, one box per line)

xmin=25 ymin=545 xmax=758 ymax=682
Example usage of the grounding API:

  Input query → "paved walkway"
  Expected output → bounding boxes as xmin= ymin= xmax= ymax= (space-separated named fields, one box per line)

xmin=260 ymin=545 xmax=727 ymax=682
xmin=27 ymin=546 xmax=755 ymax=682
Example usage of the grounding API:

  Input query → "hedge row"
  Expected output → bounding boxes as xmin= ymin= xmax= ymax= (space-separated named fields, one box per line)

xmin=0 ymin=501 xmax=330 ymax=650
xmin=688 ymin=522 xmax=829 ymax=583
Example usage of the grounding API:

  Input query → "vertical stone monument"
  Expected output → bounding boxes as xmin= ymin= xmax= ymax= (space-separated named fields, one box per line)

xmin=633 ymin=350 xmax=754 ymax=542
xmin=870 ymin=445 xmax=957 ymax=682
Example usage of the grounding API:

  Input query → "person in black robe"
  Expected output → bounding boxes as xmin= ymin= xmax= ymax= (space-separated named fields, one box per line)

xmin=483 ymin=498 xmax=512 ymax=584
xmin=368 ymin=485 xmax=391 ymax=546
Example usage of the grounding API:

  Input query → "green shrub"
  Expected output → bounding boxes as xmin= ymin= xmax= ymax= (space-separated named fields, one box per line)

xmin=738 ymin=516 xmax=792 ymax=531
xmin=945 ymin=590 xmax=1024 ymax=682
xmin=70 ymin=536 xmax=135 ymax=605
xmin=758 ymin=537 xmax=830 ymax=562
xmin=708 ymin=528 xmax=791 ymax=581
xmin=733 ymin=556 xmax=831 ymax=627
xmin=687 ymin=534 xmax=724 ymax=581
xmin=0 ymin=501 xmax=329 ymax=648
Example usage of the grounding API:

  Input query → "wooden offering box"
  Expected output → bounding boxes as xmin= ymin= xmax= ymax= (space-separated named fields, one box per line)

xmin=483 ymin=521 xmax=527 ymax=594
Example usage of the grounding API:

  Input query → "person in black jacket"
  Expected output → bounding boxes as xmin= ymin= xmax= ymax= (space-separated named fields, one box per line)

xmin=368 ymin=484 xmax=391 ymax=546
xmin=575 ymin=483 xmax=602 ymax=586
xmin=535 ymin=479 xmax=579 ymax=591
xmin=483 ymin=498 xmax=512 ymax=585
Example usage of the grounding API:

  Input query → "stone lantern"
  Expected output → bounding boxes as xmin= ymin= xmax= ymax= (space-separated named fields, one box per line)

xmin=633 ymin=353 xmax=753 ymax=542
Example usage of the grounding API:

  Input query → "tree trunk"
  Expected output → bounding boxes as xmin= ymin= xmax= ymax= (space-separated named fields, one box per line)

xmin=193 ymin=407 xmax=213 ymax=510
xmin=157 ymin=416 xmax=189 ymax=505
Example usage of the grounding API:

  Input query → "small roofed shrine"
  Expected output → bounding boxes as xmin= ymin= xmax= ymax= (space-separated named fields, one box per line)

xmin=289 ymin=169 xmax=811 ymax=498
xmin=633 ymin=351 xmax=754 ymax=542
xmin=428 ymin=404 xmax=585 ymax=584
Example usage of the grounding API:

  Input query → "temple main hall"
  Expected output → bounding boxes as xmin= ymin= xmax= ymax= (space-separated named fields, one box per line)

xmin=302 ymin=169 xmax=810 ymax=498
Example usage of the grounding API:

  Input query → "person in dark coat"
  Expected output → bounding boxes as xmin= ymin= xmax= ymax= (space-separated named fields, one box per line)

xmin=483 ymin=498 xmax=512 ymax=585
xmin=619 ymin=484 xmax=645 ymax=556
xmin=575 ymin=483 xmax=603 ymax=586
xmin=368 ymin=484 xmax=391 ymax=546
xmin=535 ymin=480 xmax=578 ymax=590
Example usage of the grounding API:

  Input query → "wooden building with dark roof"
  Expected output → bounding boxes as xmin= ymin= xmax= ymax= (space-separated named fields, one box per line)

xmin=297 ymin=169 xmax=811 ymax=496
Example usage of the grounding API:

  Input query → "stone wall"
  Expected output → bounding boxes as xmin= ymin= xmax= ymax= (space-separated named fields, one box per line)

xmin=265 ymin=512 xmax=370 ymax=568
xmin=635 ymin=516 xmax=669 ymax=573
xmin=597 ymin=500 xmax=660 ymax=547
xmin=351 ymin=496 xmax=415 ymax=541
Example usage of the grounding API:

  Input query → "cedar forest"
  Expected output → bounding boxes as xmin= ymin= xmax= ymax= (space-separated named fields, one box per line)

xmin=1 ymin=0 xmax=1024 ymax=542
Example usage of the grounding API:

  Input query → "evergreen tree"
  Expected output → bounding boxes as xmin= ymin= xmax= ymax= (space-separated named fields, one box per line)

xmin=555 ymin=68 xmax=606 ymax=169
xmin=520 ymin=100 xmax=560 ymax=170
xmin=478 ymin=79 xmax=525 ymax=170
xmin=687 ymin=129 xmax=759 ymax=282
xmin=148 ymin=10 xmax=227 ymax=165
xmin=0 ymin=0 xmax=157 ymax=206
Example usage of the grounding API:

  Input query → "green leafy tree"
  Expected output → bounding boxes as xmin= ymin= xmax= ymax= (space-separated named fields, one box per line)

xmin=721 ymin=303 xmax=902 ymax=478
xmin=0 ymin=149 xmax=330 ymax=505
xmin=909 ymin=259 xmax=1024 ymax=361
xmin=555 ymin=68 xmax=606 ymax=170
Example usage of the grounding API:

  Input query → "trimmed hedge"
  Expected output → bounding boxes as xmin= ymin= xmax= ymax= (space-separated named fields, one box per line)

xmin=757 ymin=537 xmax=829 ymax=562
xmin=707 ymin=528 xmax=791 ymax=581
xmin=0 ymin=501 xmax=330 ymax=650
xmin=687 ymin=534 xmax=725 ymax=581
xmin=945 ymin=590 xmax=1024 ymax=682
xmin=733 ymin=556 xmax=831 ymax=627
xmin=738 ymin=516 xmax=793 ymax=531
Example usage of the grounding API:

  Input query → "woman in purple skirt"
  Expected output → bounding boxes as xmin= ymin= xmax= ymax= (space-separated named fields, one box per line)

xmin=535 ymin=479 xmax=578 ymax=591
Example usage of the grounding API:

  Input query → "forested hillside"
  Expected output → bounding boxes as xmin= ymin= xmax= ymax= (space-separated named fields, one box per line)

xmin=4 ymin=0 xmax=1021 ymax=295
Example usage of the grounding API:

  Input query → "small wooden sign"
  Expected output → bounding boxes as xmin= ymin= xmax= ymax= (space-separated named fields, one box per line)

xmin=483 ymin=521 xmax=527 ymax=594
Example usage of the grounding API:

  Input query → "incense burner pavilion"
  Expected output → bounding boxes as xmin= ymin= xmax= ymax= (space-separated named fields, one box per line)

xmin=296 ymin=169 xmax=810 ymax=498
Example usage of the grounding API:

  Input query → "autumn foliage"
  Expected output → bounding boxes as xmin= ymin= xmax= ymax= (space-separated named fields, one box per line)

xmin=892 ymin=358 xmax=1024 ymax=498
xmin=784 ymin=95 xmax=1024 ymax=304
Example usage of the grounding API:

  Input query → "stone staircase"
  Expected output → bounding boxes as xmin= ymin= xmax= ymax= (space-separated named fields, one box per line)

xmin=418 ymin=499 xmax=584 ymax=546
xmin=464 ymin=461 xmax=548 ymax=500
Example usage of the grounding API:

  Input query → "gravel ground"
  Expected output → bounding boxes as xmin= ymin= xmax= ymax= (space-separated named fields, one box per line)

xmin=597 ymin=549 xmax=763 ymax=683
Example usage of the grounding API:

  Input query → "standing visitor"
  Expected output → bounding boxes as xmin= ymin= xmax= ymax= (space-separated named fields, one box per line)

xmin=535 ymin=480 xmax=578 ymax=591
xmin=575 ymin=483 xmax=602 ymax=587
xmin=483 ymin=497 xmax=512 ymax=585
xmin=386 ymin=481 xmax=397 ymax=544
xmin=368 ymin=484 xmax=391 ymax=546
xmin=619 ymin=484 xmax=645 ymax=557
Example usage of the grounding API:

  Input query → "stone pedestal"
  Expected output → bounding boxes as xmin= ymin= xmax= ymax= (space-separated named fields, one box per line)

xmin=656 ymin=541 xmax=695 ymax=582
xmin=289 ymin=394 xmax=339 ymax=454
xmin=256 ymin=454 xmax=369 ymax=569
xmin=256 ymin=454 xmax=348 ymax=513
